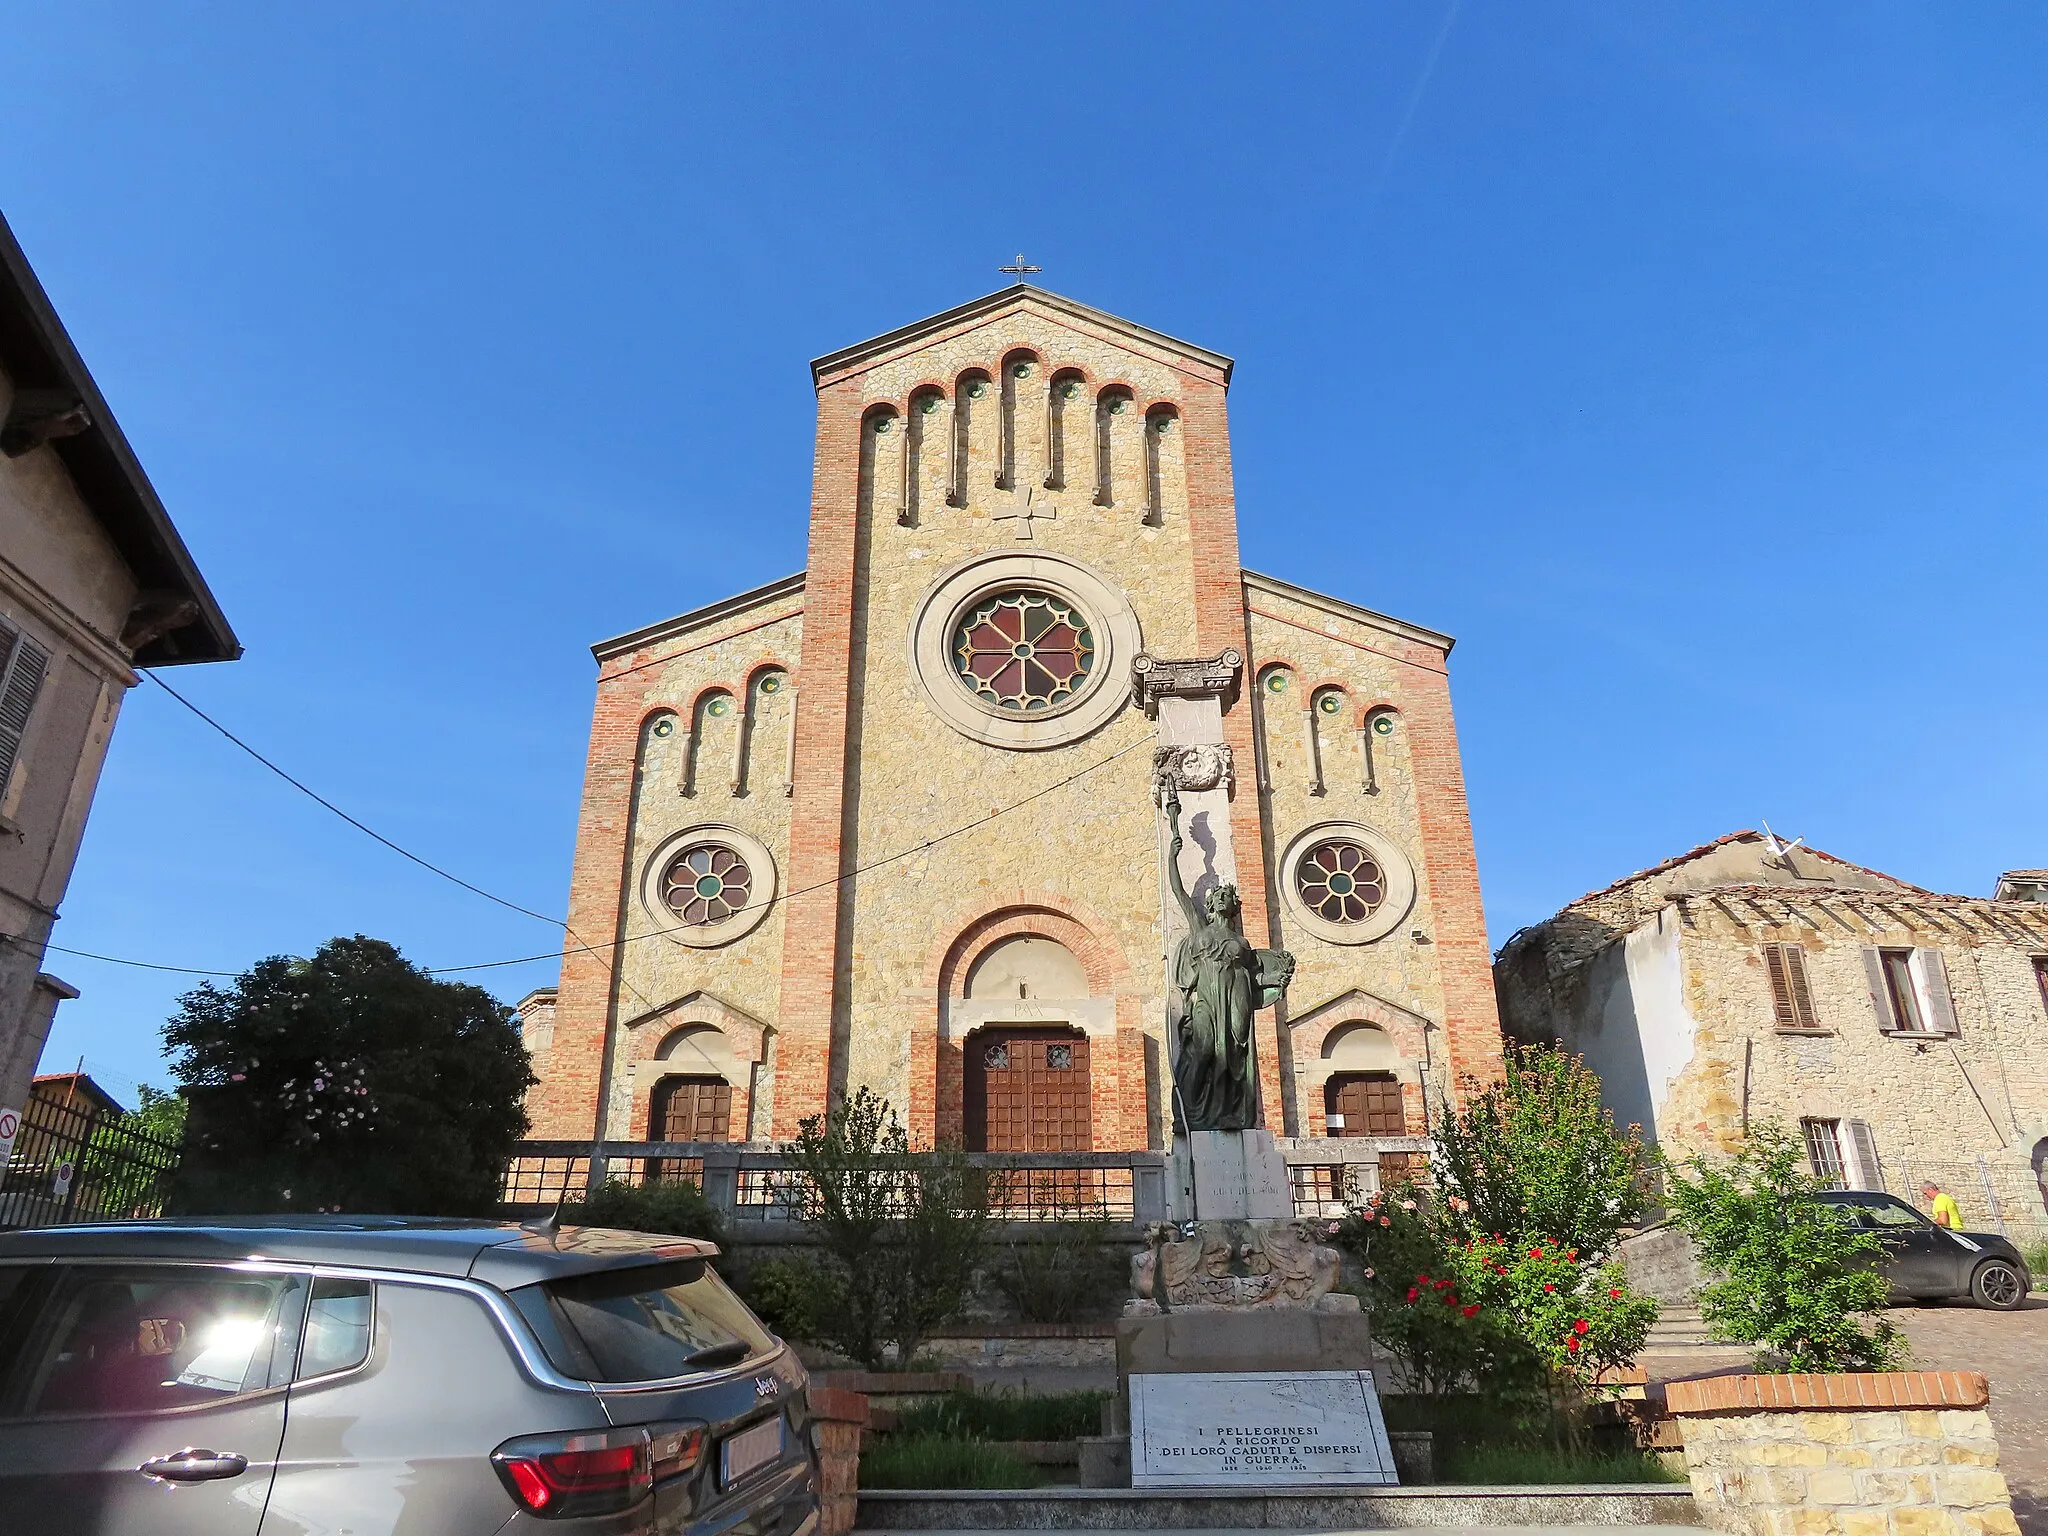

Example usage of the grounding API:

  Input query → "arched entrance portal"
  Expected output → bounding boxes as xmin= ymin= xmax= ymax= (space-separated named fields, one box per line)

xmin=964 ymin=1028 xmax=1092 ymax=1153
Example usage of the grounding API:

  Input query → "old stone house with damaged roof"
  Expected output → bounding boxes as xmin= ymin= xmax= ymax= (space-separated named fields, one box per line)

xmin=1494 ymin=831 xmax=2048 ymax=1242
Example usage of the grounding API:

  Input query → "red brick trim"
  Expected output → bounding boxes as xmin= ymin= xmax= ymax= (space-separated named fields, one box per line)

xmin=772 ymin=377 xmax=868 ymax=1138
xmin=807 ymin=1386 xmax=872 ymax=1424
xmin=1400 ymin=657 xmax=1506 ymax=1102
xmin=1664 ymin=1371 xmax=1990 ymax=1416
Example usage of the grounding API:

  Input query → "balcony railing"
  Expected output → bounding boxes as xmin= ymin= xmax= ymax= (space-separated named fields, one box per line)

xmin=502 ymin=1137 xmax=1429 ymax=1227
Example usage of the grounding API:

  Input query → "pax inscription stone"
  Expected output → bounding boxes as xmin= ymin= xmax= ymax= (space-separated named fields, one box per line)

xmin=1129 ymin=1369 xmax=1397 ymax=1487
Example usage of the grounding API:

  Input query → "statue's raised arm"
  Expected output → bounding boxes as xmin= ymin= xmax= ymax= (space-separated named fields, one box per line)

xmin=1161 ymin=786 xmax=1199 ymax=928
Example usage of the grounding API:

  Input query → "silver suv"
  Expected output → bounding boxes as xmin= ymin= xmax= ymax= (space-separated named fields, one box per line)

xmin=0 ymin=1217 xmax=820 ymax=1536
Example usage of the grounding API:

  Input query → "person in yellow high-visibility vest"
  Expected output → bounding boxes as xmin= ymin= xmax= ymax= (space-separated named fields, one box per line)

xmin=1921 ymin=1181 xmax=1963 ymax=1230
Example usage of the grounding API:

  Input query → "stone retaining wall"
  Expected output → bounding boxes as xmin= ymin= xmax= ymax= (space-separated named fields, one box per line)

xmin=1665 ymin=1371 xmax=2017 ymax=1535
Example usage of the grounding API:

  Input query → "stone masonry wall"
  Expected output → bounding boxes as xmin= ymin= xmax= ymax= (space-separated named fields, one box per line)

xmin=1667 ymin=1371 xmax=2018 ymax=1536
xmin=1660 ymin=892 xmax=2048 ymax=1236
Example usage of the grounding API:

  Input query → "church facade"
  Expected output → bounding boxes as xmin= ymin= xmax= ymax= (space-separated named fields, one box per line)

xmin=525 ymin=287 xmax=1502 ymax=1156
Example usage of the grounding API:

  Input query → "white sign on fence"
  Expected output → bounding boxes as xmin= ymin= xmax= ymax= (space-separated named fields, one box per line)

xmin=0 ymin=1106 xmax=20 ymax=1165
xmin=1129 ymin=1369 xmax=1397 ymax=1487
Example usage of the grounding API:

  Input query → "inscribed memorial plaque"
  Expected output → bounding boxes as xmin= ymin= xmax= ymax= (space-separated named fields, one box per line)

xmin=1129 ymin=1369 xmax=1397 ymax=1487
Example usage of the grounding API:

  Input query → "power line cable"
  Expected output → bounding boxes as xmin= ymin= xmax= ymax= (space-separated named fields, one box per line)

xmin=13 ymin=732 xmax=1152 ymax=981
xmin=144 ymin=671 xmax=563 ymax=927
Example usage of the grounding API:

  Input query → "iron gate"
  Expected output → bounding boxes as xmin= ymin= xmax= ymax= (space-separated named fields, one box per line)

xmin=0 ymin=1092 xmax=180 ymax=1228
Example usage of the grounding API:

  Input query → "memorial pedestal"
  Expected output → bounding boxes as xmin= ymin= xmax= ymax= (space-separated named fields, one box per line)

xmin=1170 ymin=1128 xmax=1293 ymax=1221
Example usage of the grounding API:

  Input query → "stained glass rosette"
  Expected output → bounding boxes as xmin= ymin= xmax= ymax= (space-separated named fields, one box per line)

xmin=1293 ymin=840 xmax=1386 ymax=924
xmin=661 ymin=843 xmax=754 ymax=926
xmin=951 ymin=591 xmax=1095 ymax=712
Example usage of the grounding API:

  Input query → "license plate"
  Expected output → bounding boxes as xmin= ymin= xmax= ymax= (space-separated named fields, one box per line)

xmin=721 ymin=1416 xmax=784 ymax=1488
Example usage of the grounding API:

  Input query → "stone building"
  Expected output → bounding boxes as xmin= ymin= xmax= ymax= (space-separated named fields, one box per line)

xmin=530 ymin=286 xmax=1502 ymax=1158
xmin=0 ymin=212 xmax=238 ymax=1115
xmin=1496 ymin=831 xmax=2048 ymax=1238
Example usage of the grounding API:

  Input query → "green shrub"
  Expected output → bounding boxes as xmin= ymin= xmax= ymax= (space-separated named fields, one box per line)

xmin=734 ymin=1253 xmax=835 ymax=1341
xmin=566 ymin=1177 xmax=723 ymax=1245
xmin=987 ymin=1217 xmax=1128 ymax=1323
xmin=1664 ymin=1122 xmax=1900 ymax=1373
xmin=1431 ymin=1043 xmax=1655 ymax=1262
xmin=2022 ymin=1240 xmax=2048 ymax=1280
xmin=784 ymin=1088 xmax=990 ymax=1369
xmin=891 ymin=1388 xmax=1108 ymax=1442
xmin=859 ymin=1433 xmax=1052 ymax=1490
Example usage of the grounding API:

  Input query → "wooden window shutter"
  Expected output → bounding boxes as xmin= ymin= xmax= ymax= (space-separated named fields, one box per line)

xmin=1861 ymin=947 xmax=1896 ymax=1031
xmin=1783 ymin=946 xmax=1818 ymax=1029
xmin=1764 ymin=946 xmax=1797 ymax=1027
xmin=1764 ymin=945 xmax=1819 ymax=1030
xmin=1916 ymin=949 xmax=1958 ymax=1036
xmin=0 ymin=621 xmax=51 ymax=802
xmin=1844 ymin=1119 xmax=1882 ymax=1192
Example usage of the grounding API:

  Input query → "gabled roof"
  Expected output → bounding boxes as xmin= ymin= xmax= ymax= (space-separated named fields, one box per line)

xmin=1565 ymin=830 xmax=1929 ymax=913
xmin=0 ymin=211 xmax=238 ymax=666
xmin=1243 ymin=568 xmax=1455 ymax=654
xmin=811 ymin=285 xmax=1233 ymax=388
xmin=593 ymin=571 xmax=804 ymax=663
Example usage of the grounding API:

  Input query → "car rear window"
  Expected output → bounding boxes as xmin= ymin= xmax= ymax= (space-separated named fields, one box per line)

xmin=512 ymin=1260 xmax=776 ymax=1383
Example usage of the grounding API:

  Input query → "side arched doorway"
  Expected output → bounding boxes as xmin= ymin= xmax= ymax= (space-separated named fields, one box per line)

xmin=646 ymin=1074 xmax=731 ymax=1184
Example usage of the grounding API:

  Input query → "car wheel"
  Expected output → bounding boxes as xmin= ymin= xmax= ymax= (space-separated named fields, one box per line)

xmin=1970 ymin=1259 xmax=2026 ymax=1311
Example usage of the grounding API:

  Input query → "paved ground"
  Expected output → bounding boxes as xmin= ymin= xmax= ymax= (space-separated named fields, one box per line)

xmin=1893 ymin=1296 xmax=2048 ymax=1535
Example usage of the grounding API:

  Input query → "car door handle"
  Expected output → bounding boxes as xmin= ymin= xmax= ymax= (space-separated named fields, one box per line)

xmin=139 ymin=1448 xmax=249 ymax=1482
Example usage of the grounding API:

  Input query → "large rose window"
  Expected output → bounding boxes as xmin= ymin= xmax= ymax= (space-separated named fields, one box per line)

xmin=1292 ymin=838 xmax=1386 ymax=925
xmin=951 ymin=590 xmax=1095 ymax=712
xmin=661 ymin=842 xmax=754 ymax=926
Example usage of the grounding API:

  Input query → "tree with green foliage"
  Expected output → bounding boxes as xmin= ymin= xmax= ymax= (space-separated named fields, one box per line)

xmin=1663 ymin=1123 xmax=1901 ymax=1373
xmin=165 ymin=936 xmax=535 ymax=1216
xmin=775 ymin=1087 xmax=989 ymax=1370
xmin=1432 ymin=1043 xmax=1653 ymax=1260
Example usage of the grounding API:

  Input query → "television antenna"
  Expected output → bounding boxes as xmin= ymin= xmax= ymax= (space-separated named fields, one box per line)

xmin=1760 ymin=821 xmax=1805 ymax=869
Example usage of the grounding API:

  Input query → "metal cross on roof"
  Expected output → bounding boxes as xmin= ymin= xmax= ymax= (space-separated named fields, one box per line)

xmin=999 ymin=253 xmax=1042 ymax=279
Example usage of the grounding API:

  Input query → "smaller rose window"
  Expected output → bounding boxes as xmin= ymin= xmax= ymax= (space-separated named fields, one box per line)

xmin=1294 ymin=839 xmax=1386 ymax=925
xmin=661 ymin=843 xmax=754 ymax=926
xmin=952 ymin=590 xmax=1095 ymax=713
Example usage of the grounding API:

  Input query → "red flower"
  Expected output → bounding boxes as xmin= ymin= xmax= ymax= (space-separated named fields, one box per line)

xmin=1566 ymin=1337 xmax=1581 ymax=1354
xmin=1462 ymin=1304 xmax=1480 ymax=1318
xmin=1495 ymin=1265 xmax=1508 ymax=1275
xmin=1435 ymin=1278 xmax=1454 ymax=1290
xmin=1378 ymin=1216 xmax=1391 ymax=1227
xmin=1610 ymin=1288 xmax=1623 ymax=1300
xmin=1574 ymin=1318 xmax=1590 ymax=1335
xmin=1418 ymin=1274 xmax=1431 ymax=1285
xmin=1529 ymin=1247 xmax=1543 ymax=1259
xmin=1444 ymin=1294 xmax=1459 ymax=1307
xmin=1406 ymin=1287 xmax=1419 ymax=1303
xmin=1542 ymin=1283 xmax=1555 ymax=1293
xmin=1567 ymin=1249 xmax=1578 ymax=1260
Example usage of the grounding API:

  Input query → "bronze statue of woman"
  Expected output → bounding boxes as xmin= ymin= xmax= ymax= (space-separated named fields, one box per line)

xmin=1162 ymin=785 xmax=1295 ymax=1132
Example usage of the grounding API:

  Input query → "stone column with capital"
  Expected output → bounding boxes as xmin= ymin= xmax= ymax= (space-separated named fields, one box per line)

xmin=1135 ymin=650 xmax=1295 ymax=1222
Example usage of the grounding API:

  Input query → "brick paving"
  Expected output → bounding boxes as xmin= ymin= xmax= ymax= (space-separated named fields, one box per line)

xmin=1893 ymin=1296 xmax=2048 ymax=1535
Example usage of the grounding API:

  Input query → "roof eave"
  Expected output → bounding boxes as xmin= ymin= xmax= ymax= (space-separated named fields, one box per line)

xmin=810 ymin=284 xmax=1234 ymax=388
xmin=1242 ymin=568 xmax=1456 ymax=654
xmin=592 ymin=571 xmax=806 ymax=662
xmin=0 ymin=212 xmax=240 ymax=667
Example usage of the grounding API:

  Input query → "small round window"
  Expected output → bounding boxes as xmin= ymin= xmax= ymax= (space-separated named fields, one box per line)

xmin=951 ymin=590 xmax=1095 ymax=713
xmin=661 ymin=843 xmax=754 ymax=927
xmin=1293 ymin=839 xmax=1386 ymax=925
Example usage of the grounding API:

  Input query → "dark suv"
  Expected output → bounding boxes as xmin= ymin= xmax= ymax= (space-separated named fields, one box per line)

xmin=0 ymin=1217 xmax=819 ymax=1536
xmin=1814 ymin=1191 xmax=2032 ymax=1311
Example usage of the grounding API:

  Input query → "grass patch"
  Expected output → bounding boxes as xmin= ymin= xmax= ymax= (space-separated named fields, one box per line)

xmin=858 ymin=1433 xmax=1054 ymax=1490
xmin=1380 ymin=1395 xmax=1684 ymax=1486
xmin=2021 ymin=1241 xmax=2048 ymax=1280
xmin=1441 ymin=1443 xmax=1685 ymax=1485
xmin=890 ymin=1388 xmax=1108 ymax=1442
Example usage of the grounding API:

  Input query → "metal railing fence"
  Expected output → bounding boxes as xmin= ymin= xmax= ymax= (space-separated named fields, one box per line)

xmin=0 ymin=1093 xmax=180 ymax=1229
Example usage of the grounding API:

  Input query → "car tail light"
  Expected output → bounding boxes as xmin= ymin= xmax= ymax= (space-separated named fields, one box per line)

xmin=492 ymin=1427 xmax=653 ymax=1518
xmin=649 ymin=1422 xmax=707 ymax=1482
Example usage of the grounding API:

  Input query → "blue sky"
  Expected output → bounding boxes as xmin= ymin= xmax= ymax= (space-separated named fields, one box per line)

xmin=4 ymin=5 xmax=2044 ymax=1106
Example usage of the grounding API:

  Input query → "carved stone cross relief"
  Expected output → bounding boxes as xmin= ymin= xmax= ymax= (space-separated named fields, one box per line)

xmin=992 ymin=482 xmax=1056 ymax=541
